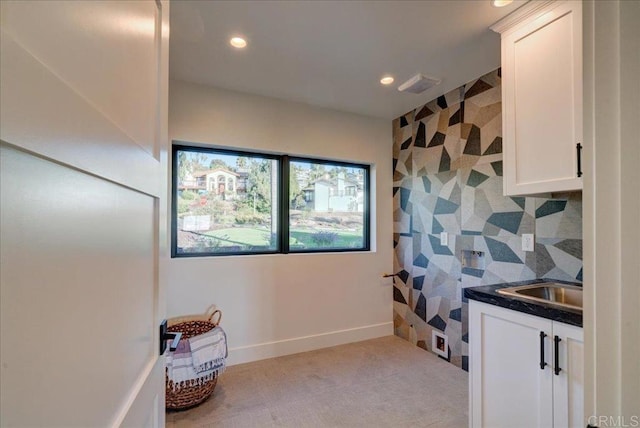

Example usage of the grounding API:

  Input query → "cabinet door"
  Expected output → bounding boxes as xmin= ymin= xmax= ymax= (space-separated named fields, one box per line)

xmin=470 ymin=301 xmax=553 ymax=428
xmin=552 ymin=322 xmax=584 ymax=428
xmin=502 ymin=1 xmax=583 ymax=195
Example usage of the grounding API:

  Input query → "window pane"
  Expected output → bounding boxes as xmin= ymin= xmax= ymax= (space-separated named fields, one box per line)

xmin=289 ymin=160 xmax=368 ymax=251
xmin=175 ymin=148 xmax=279 ymax=255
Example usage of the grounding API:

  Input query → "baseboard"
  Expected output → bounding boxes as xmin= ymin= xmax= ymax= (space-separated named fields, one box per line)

xmin=226 ymin=322 xmax=394 ymax=366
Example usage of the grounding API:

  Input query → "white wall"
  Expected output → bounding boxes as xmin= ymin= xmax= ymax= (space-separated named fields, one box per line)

xmin=168 ymin=79 xmax=393 ymax=365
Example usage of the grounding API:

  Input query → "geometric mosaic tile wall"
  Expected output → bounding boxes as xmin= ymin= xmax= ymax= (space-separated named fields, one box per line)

xmin=392 ymin=69 xmax=583 ymax=371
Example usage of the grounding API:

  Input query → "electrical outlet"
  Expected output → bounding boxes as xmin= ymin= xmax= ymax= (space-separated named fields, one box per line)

xmin=440 ymin=232 xmax=448 ymax=246
xmin=522 ymin=233 xmax=535 ymax=252
xmin=432 ymin=330 xmax=449 ymax=358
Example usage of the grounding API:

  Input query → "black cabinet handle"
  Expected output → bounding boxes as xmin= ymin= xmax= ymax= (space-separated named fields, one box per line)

xmin=540 ymin=331 xmax=548 ymax=370
xmin=554 ymin=335 xmax=562 ymax=375
xmin=577 ymin=143 xmax=583 ymax=177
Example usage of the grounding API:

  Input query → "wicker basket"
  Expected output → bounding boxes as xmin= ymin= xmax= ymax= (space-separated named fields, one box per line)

xmin=166 ymin=307 xmax=222 ymax=411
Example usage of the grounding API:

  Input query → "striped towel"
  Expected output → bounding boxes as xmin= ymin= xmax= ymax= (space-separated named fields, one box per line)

xmin=165 ymin=339 xmax=196 ymax=385
xmin=189 ymin=326 xmax=228 ymax=374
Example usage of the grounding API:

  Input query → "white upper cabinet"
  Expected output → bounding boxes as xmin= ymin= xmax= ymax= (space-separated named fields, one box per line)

xmin=492 ymin=1 xmax=583 ymax=196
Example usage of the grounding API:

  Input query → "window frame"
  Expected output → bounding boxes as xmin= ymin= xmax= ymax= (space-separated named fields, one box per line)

xmin=171 ymin=144 xmax=282 ymax=258
xmin=171 ymin=144 xmax=371 ymax=258
xmin=285 ymin=156 xmax=370 ymax=254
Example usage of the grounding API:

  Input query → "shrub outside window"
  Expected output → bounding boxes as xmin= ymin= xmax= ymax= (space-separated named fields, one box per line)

xmin=172 ymin=145 xmax=370 ymax=257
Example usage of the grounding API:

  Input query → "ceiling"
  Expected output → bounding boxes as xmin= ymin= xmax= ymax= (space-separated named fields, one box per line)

xmin=169 ymin=0 xmax=524 ymax=120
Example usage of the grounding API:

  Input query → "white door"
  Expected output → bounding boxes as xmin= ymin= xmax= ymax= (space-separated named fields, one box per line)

xmin=583 ymin=0 xmax=640 ymax=421
xmin=0 ymin=1 xmax=169 ymax=426
xmin=552 ymin=322 xmax=584 ymax=428
xmin=469 ymin=301 xmax=553 ymax=428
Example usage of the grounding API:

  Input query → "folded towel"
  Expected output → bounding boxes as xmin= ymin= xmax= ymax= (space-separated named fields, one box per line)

xmin=165 ymin=326 xmax=227 ymax=391
xmin=189 ymin=326 xmax=228 ymax=374
xmin=172 ymin=336 xmax=192 ymax=358
xmin=165 ymin=339 xmax=195 ymax=385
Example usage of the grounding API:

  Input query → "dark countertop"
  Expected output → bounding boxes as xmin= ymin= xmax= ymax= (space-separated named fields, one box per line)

xmin=464 ymin=278 xmax=583 ymax=327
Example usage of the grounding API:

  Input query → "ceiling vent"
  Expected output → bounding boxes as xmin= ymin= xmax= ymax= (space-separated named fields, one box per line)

xmin=397 ymin=74 xmax=441 ymax=94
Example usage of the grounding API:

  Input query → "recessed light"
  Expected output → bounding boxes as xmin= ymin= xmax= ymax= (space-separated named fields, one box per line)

xmin=492 ymin=0 xmax=513 ymax=7
xmin=380 ymin=76 xmax=394 ymax=85
xmin=230 ymin=37 xmax=247 ymax=49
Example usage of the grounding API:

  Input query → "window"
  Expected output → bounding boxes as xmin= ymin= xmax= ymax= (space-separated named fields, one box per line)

xmin=173 ymin=146 xmax=279 ymax=256
xmin=289 ymin=159 xmax=368 ymax=251
xmin=172 ymin=145 xmax=370 ymax=257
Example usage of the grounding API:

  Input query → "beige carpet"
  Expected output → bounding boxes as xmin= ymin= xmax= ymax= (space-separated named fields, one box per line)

xmin=167 ymin=335 xmax=468 ymax=428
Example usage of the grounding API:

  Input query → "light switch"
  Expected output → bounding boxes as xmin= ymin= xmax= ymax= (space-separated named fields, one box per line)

xmin=440 ymin=232 xmax=448 ymax=246
xmin=522 ymin=234 xmax=535 ymax=252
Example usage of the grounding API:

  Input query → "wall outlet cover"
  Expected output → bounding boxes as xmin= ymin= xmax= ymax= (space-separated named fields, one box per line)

xmin=522 ymin=233 xmax=535 ymax=252
xmin=431 ymin=330 xmax=448 ymax=358
xmin=440 ymin=232 xmax=448 ymax=246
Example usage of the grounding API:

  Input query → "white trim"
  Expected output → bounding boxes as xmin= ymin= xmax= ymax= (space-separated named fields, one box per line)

xmin=490 ymin=0 xmax=560 ymax=35
xmin=584 ymin=0 xmax=640 ymax=419
xmin=226 ymin=322 xmax=393 ymax=366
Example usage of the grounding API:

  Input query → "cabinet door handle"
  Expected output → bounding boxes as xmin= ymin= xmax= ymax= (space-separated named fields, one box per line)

xmin=554 ymin=335 xmax=562 ymax=375
xmin=577 ymin=143 xmax=583 ymax=177
xmin=539 ymin=331 xmax=548 ymax=369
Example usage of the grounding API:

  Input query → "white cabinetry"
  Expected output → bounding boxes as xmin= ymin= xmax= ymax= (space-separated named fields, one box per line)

xmin=469 ymin=301 xmax=583 ymax=428
xmin=552 ymin=321 xmax=585 ymax=428
xmin=492 ymin=1 xmax=583 ymax=195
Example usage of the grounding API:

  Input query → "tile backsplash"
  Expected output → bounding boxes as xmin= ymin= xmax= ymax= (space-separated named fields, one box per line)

xmin=392 ymin=69 xmax=582 ymax=370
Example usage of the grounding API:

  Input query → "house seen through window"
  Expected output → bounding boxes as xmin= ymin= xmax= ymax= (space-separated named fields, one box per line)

xmin=173 ymin=145 xmax=370 ymax=256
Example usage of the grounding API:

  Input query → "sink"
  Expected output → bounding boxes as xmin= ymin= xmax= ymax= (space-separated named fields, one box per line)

xmin=497 ymin=282 xmax=583 ymax=311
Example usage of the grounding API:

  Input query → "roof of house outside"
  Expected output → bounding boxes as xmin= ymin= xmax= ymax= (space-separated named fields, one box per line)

xmin=193 ymin=168 xmax=240 ymax=177
xmin=303 ymin=177 xmax=361 ymax=191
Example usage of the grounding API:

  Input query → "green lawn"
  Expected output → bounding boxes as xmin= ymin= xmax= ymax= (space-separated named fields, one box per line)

xmin=203 ymin=227 xmax=363 ymax=249
xmin=289 ymin=229 xmax=363 ymax=249
xmin=204 ymin=227 xmax=273 ymax=247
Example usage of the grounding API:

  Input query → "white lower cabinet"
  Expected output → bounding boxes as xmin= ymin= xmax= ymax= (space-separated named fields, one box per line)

xmin=551 ymin=321 xmax=584 ymax=428
xmin=469 ymin=301 xmax=583 ymax=428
